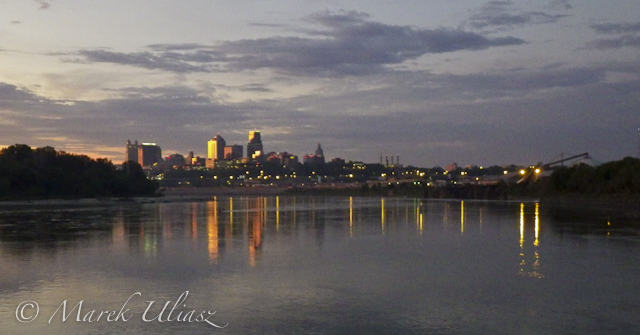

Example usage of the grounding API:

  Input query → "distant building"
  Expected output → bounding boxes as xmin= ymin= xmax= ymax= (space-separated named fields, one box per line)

xmin=315 ymin=143 xmax=325 ymax=163
xmin=165 ymin=153 xmax=185 ymax=167
xmin=282 ymin=153 xmax=299 ymax=168
xmin=224 ymin=144 xmax=243 ymax=160
xmin=247 ymin=130 xmax=263 ymax=159
xmin=208 ymin=134 xmax=226 ymax=161
xmin=303 ymin=143 xmax=325 ymax=165
xmin=185 ymin=151 xmax=194 ymax=165
xmin=125 ymin=140 xmax=139 ymax=163
xmin=138 ymin=143 xmax=162 ymax=167
xmin=192 ymin=156 xmax=205 ymax=166
xmin=267 ymin=152 xmax=299 ymax=168
xmin=445 ymin=163 xmax=458 ymax=172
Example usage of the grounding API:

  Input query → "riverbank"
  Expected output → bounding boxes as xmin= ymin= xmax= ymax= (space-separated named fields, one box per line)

xmin=1 ymin=186 xmax=638 ymax=213
xmin=0 ymin=187 xmax=288 ymax=208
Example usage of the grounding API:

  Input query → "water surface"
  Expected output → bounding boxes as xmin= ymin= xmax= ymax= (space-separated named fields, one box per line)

xmin=0 ymin=196 xmax=639 ymax=334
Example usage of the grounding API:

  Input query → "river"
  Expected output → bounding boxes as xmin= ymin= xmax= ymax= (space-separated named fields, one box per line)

xmin=0 ymin=196 xmax=639 ymax=334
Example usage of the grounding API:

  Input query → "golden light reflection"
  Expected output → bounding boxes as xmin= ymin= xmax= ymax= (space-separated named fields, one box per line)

xmin=460 ymin=201 xmax=465 ymax=234
xmin=349 ymin=197 xmax=353 ymax=237
xmin=518 ymin=202 xmax=544 ymax=278
xmin=207 ymin=200 xmax=219 ymax=264
xmin=534 ymin=202 xmax=539 ymax=247
xmin=248 ymin=198 xmax=263 ymax=267
xmin=415 ymin=200 xmax=420 ymax=230
xmin=419 ymin=213 xmax=423 ymax=235
xmin=381 ymin=198 xmax=386 ymax=233
xmin=276 ymin=196 xmax=280 ymax=231
xmin=191 ymin=202 xmax=198 ymax=241
xmin=229 ymin=197 xmax=234 ymax=225
xmin=519 ymin=203 xmax=525 ymax=250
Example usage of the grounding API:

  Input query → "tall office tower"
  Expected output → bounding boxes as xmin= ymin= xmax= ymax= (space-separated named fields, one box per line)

xmin=315 ymin=143 xmax=325 ymax=163
xmin=224 ymin=144 xmax=243 ymax=160
xmin=208 ymin=134 xmax=226 ymax=161
xmin=185 ymin=151 xmax=194 ymax=165
xmin=247 ymin=130 xmax=263 ymax=159
xmin=137 ymin=143 xmax=162 ymax=167
xmin=125 ymin=140 xmax=139 ymax=163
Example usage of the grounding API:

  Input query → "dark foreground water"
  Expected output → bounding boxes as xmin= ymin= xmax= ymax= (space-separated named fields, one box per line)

xmin=0 ymin=196 xmax=639 ymax=335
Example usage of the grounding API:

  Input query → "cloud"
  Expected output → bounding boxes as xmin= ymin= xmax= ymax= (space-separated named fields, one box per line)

xmin=76 ymin=49 xmax=216 ymax=73
xmin=586 ymin=21 xmax=640 ymax=49
xmin=468 ymin=1 xmax=569 ymax=29
xmin=33 ymin=0 xmax=51 ymax=10
xmin=586 ymin=35 xmax=640 ymax=50
xmin=591 ymin=22 xmax=640 ymax=34
xmin=237 ymin=84 xmax=274 ymax=93
xmin=1 ymin=59 xmax=639 ymax=165
xmin=0 ymin=83 xmax=41 ymax=106
xmin=73 ymin=11 xmax=524 ymax=77
xmin=550 ymin=0 xmax=572 ymax=10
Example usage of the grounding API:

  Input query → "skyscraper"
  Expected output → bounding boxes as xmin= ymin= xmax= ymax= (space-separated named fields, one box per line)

xmin=137 ymin=143 xmax=162 ymax=167
xmin=247 ymin=130 xmax=263 ymax=159
xmin=224 ymin=145 xmax=243 ymax=160
xmin=315 ymin=143 xmax=325 ymax=163
xmin=303 ymin=143 xmax=325 ymax=165
xmin=125 ymin=140 xmax=139 ymax=163
xmin=208 ymin=134 xmax=226 ymax=161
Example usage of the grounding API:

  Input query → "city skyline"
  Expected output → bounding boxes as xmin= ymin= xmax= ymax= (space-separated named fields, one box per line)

xmin=1 ymin=1 xmax=639 ymax=167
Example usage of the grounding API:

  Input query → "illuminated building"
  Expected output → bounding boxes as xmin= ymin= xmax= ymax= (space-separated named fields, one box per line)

xmin=137 ymin=143 xmax=162 ymax=167
xmin=185 ymin=151 xmax=194 ymax=165
xmin=125 ymin=140 xmax=139 ymax=163
xmin=224 ymin=144 xmax=243 ymax=160
xmin=247 ymin=130 xmax=263 ymax=159
xmin=267 ymin=152 xmax=299 ymax=168
xmin=207 ymin=134 xmax=226 ymax=161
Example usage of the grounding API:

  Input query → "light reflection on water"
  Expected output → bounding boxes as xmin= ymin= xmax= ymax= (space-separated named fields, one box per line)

xmin=0 ymin=196 xmax=639 ymax=335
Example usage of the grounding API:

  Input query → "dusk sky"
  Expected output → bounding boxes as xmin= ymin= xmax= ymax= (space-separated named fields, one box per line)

xmin=1 ymin=0 xmax=639 ymax=167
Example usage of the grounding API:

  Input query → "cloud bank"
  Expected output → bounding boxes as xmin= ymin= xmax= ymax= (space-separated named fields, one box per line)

xmin=74 ymin=11 xmax=524 ymax=77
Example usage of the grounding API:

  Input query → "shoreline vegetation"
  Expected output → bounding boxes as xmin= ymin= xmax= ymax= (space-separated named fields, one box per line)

xmin=0 ymin=144 xmax=158 ymax=201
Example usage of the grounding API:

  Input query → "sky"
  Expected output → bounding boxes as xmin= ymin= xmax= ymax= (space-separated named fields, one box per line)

xmin=0 ymin=0 xmax=639 ymax=167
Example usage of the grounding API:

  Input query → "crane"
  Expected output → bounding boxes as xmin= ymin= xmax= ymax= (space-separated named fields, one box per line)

xmin=516 ymin=152 xmax=590 ymax=184
xmin=542 ymin=152 xmax=589 ymax=168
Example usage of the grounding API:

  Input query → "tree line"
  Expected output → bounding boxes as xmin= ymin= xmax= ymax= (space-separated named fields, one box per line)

xmin=0 ymin=144 xmax=158 ymax=200
xmin=549 ymin=156 xmax=640 ymax=195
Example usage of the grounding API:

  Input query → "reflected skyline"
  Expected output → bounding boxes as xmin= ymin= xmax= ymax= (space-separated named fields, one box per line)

xmin=0 ymin=197 xmax=624 ymax=270
xmin=1 ymin=197 xmax=640 ymax=335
